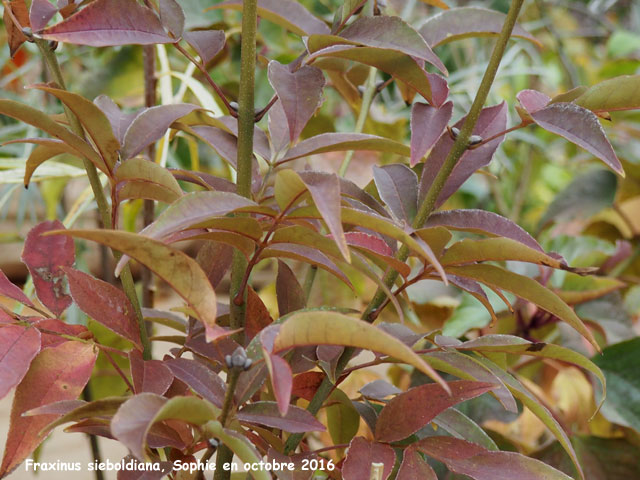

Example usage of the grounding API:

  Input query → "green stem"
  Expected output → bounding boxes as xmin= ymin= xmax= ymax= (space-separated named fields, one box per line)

xmin=35 ymin=39 xmax=151 ymax=360
xmin=285 ymin=0 xmax=526 ymax=453
xmin=338 ymin=67 xmax=377 ymax=176
xmin=212 ymin=370 xmax=240 ymax=480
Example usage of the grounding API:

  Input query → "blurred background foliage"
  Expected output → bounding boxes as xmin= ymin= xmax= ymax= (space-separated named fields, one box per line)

xmin=1 ymin=0 xmax=640 ymax=477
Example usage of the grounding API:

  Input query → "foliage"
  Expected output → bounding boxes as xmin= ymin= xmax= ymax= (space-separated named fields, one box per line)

xmin=0 ymin=0 xmax=639 ymax=479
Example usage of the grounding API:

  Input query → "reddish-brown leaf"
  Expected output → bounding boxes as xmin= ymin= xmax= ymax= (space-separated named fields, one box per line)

xmin=3 ymin=0 xmax=30 ymax=57
xmin=64 ymin=268 xmax=141 ymax=350
xmin=28 ymin=318 xmax=88 ymax=348
xmin=245 ymin=287 xmax=273 ymax=341
xmin=0 ymin=325 xmax=41 ymax=400
xmin=410 ymin=101 xmax=453 ymax=166
xmin=129 ymin=351 xmax=173 ymax=396
xmin=0 ymin=341 xmax=97 ymax=477
xmin=375 ymin=380 xmax=496 ymax=442
xmin=0 ymin=268 xmax=35 ymax=308
xmin=397 ymin=446 xmax=438 ymax=480
xmin=276 ymin=261 xmax=306 ymax=317
xmin=237 ymin=401 xmax=326 ymax=433
xmin=165 ymin=358 xmax=226 ymax=408
xmin=39 ymin=0 xmax=173 ymax=46
xmin=291 ymin=371 xmax=325 ymax=401
xmin=21 ymin=221 xmax=75 ymax=316
xmin=342 ymin=437 xmax=396 ymax=480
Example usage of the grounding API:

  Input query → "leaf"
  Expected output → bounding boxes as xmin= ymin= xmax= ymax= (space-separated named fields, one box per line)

xmin=3 ymin=0 xmax=30 ymax=57
xmin=52 ymin=229 xmax=227 ymax=342
xmin=308 ymin=45 xmax=433 ymax=102
xmin=416 ymin=436 xmax=573 ymax=480
xmin=373 ymin=164 xmax=418 ymax=223
xmin=37 ymin=396 xmax=125 ymax=433
xmin=539 ymin=169 xmax=617 ymax=229
xmin=263 ymin=352 xmax=292 ymax=417
xmin=338 ymin=16 xmax=446 ymax=74
xmin=0 ymin=99 xmax=106 ymax=173
xmin=32 ymin=85 xmax=121 ymax=172
xmin=64 ymin=267 xmax=141 ymax=350
xmin=272 ymin=311 xmax=448 ymax=390
xmin=574 ymin=75 xmax=640 ymax=113
xmin=342 ymin=437 xmax=396 ymax=480
xmin=426 ymin=209 xmax=543 ymax=252
xmin=375 ymin=380 xmax=495 ymax=442
xmin=30 ymin=0 xmax=58 ymax=31
xmin=326 ymin=388 xmax=360 ymax=445
xmin=0 ymin=268 xmax=35 ymax=308
xmin=0 ymin=325 xmax=41 ymax=401
xmin=22 ymin=220 xmax=75 ymax=317
xmin=245 ymin=287 xmax=273 ymax=341
xmin=446 ymin=264 xmax=599 ymax=350
xmin=268 ymin=61 xmax=325 ymax=143
xmin=278 ymin=132 xmax=409 ymax=165
xmin=204 ymin=421 xmax=271 ymax=480
xmin=299 ymin=171 xmax=350 ymax=262
xmin=419 ymin=7 xmax=540 ymax=48
xmin=530 ymin=103 xmax=623 ymax=175
xmin=165 ymin=358 xmax=226 ymax=408
xmin=237 ymin=401 xmax=325 ymax=433
xmin=0 ymin=341 xmax=97 ymax=477
xmin=453 ymin=334 xmax=605 ymax=413
xmin=121 ymin=104 xmax=200 ymax=160
xmin=420 ymin=102 xmax=508 ymax=207
xmin=183 ymin=29 xmax=225 ymax=64
xmin=410 ymin=101 xmax=453 ymax=166
xmin=209 ymin=0 xmax=329 ymax=36
xmin=129 ymin=351 xmax=173 ymax=395
xmin=398 ymin=446 xmax=438 ymax=480
xmin=592 ymin=338 xmax=640 ymax=431
xmin=433 ymin=408 xmax=498 ymax=451
xmin=16 ymin=138 xmax=82 ymax=187
xmin=93 ymin=95 xmax=137 ymax=144
xmin=39 ymin=0 xmax=173 ymax=46
xmin=115 ymin=157 xmax=183 ymax=204
xmin=516 ymin=89 xmax=551 ymax=114
xmin=158 ymin=0 xmax=184 ymax=37
xmin=359 ymin=380 xmax=401 ymax=400
xmin=276 ymin=261 xmax=305 ymax=316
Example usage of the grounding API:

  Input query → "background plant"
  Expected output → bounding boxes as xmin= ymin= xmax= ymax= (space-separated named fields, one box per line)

xmin=0 ymin=0 xmax=639 ymax=479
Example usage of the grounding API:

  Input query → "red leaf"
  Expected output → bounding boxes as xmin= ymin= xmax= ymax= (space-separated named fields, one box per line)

xmin=129 ymin=351 xmax=173 ymax=396
xmin=3 ymin=0 xmax=30 ymax=57
xmin=64 ymin=267 xmax=142 ymax=350
xmin=291 ymin=371 xmax=325 ymax=401
xmin=0 ymin=341 xmax=97 ymax=477
xmin=245 ymin=287 xmax=274 ymax=342
xmin=29 ymin=0 xmax=58 ymax=31
xmin=29 ymin=318 xmax=88 ymax=348
xmin=427 ymin=73 xmax=450 ymax=107
xmin=397 ymin=446 xmax=438 ymax=480
xmin=416 ymin=436 xmax=573 ymax=480
xmin=268 ymin=61 xmax=325 ymax=143
xmin=0 ymin=325 xmax=41 ymax=400
xmin=342 ymin=437 xmax=396 ymax=480
xmin=183 ymin=30 xmax=225 ymax=64
xmin=344 ymin=232 xmax=393 ymax=257
xmin=261 ymin=327 xmax=292 ymax=416
xmin=0 ymin=268 xmax=35 ymax=308
xmin=375 ymin=380 xmax=496 ymax=442
xmin=165 ymin=358 xmax=226 ymax=408
xmin=21 ymin=220 xmax=75 ymax=316
xmin=410 ymin=101 xmax=453 ymax=166
xmin=276 ymin=261 xmax=306 ymax=316
xmin=237 ymin=401 xmax=326 ymax=433
xmin=39 ymin=0 xmax=173 ymax=46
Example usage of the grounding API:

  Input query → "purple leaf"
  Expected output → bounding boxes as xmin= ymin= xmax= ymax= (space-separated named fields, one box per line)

xmin=158 ymin=0 xmax=184 ymax=38
xmin=516 ymin=89 xmax=551 ymax=114
xmin=210 ymin=0 xmax=329 ymax=36
xmin=40 ymin=0 xmax=173 ymax=46
xmin=410 ymin=101 xmax=453 ymax=166
xmin=426 ymin=209 xmax=542 ymax=251
xmin=427 ymin=73 xmax=450 ymax=108
xmin=416 ymin=436 xmax=573 ymax=480
xmin=397 ymin=446 xmax=438 ymax=480
xmin=359 ymin=380 xmax=401 ymax=400
xmin=165 ymin=358 xmax=226 ymax=408
xmin=268 ymin=61 xmax=325 ymax=143
xmin=373 ymin=164 xmax=418 ymax=222
xmin=196 ymin=242 xmax=234 ymax=289
xmin=268 ymin=100 xmax=290 ymax=157
xmin=0 ymin=268 xmax=35 ymax=308
xmin=342 ymin=437 xmax=396 ymax=480
xmin=264 ymin=354 xmax=293 ymax=416
xmin=111 ymin=393 xmax=167 ymax=460
xmin=122 ymin=103 xmax=200 ymax=160
xmin=298 ymin=171 xmax=349 ymax=261
xmin=0 ymin=326 xmax=41 ymax=401
xmin=94 ymin=95 xmax=137 ymax=145
xmin=63 ymin=267 xmax=142 ymax=350
xmin=375 ymin=381 xmax=496 ymax=442
xmin=419 ymin=7 xmax=540 ymax=48
xmin=189 ymin=125 xmax=239 ymax=166
xmin=21 ymin=220 xmax=74 ymax=316
xmin=341 ymin=16 xmax=446 ymax=75
xmin=419 ymin=102 xmax=508 ymax=207
xmin=183 ymin=30 xmax=225 ymax=64
xmin=276 ymin=261 xmax=305 ymax=316
xmin=30 ymin=0 xmax=58 ymax=31
xmin=129 ymin=351 xmax=173 ymax=396
xmin=530 ymin=102 xmax=623 ymax=175
xmin=237 ymin=401 xmax=325 ymax=433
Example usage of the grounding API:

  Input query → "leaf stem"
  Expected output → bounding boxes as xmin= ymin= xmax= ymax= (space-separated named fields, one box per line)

xmin=285 ymin=0 xmax=527 ymax=453
xmin=34 ymin=39 xmax=151 ymax=360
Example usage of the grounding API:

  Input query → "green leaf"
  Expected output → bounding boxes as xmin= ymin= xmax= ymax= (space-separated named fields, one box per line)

xmin=326 ymin=388 xmax=360 ymax=446
xmin=51 ymin=229 xmax=227 ymax=342
xmin=446 ymin=264 xmax=599 ymax=351
xmin=273 ymin=311 xmax=448 ymax=391
xmin=575 ymin=75 xmax=640 ymax=112
xmin=114 ymin=157 xmax=183 ymax=204
xmin=433 ymin=408 xmax=498 ymax=451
